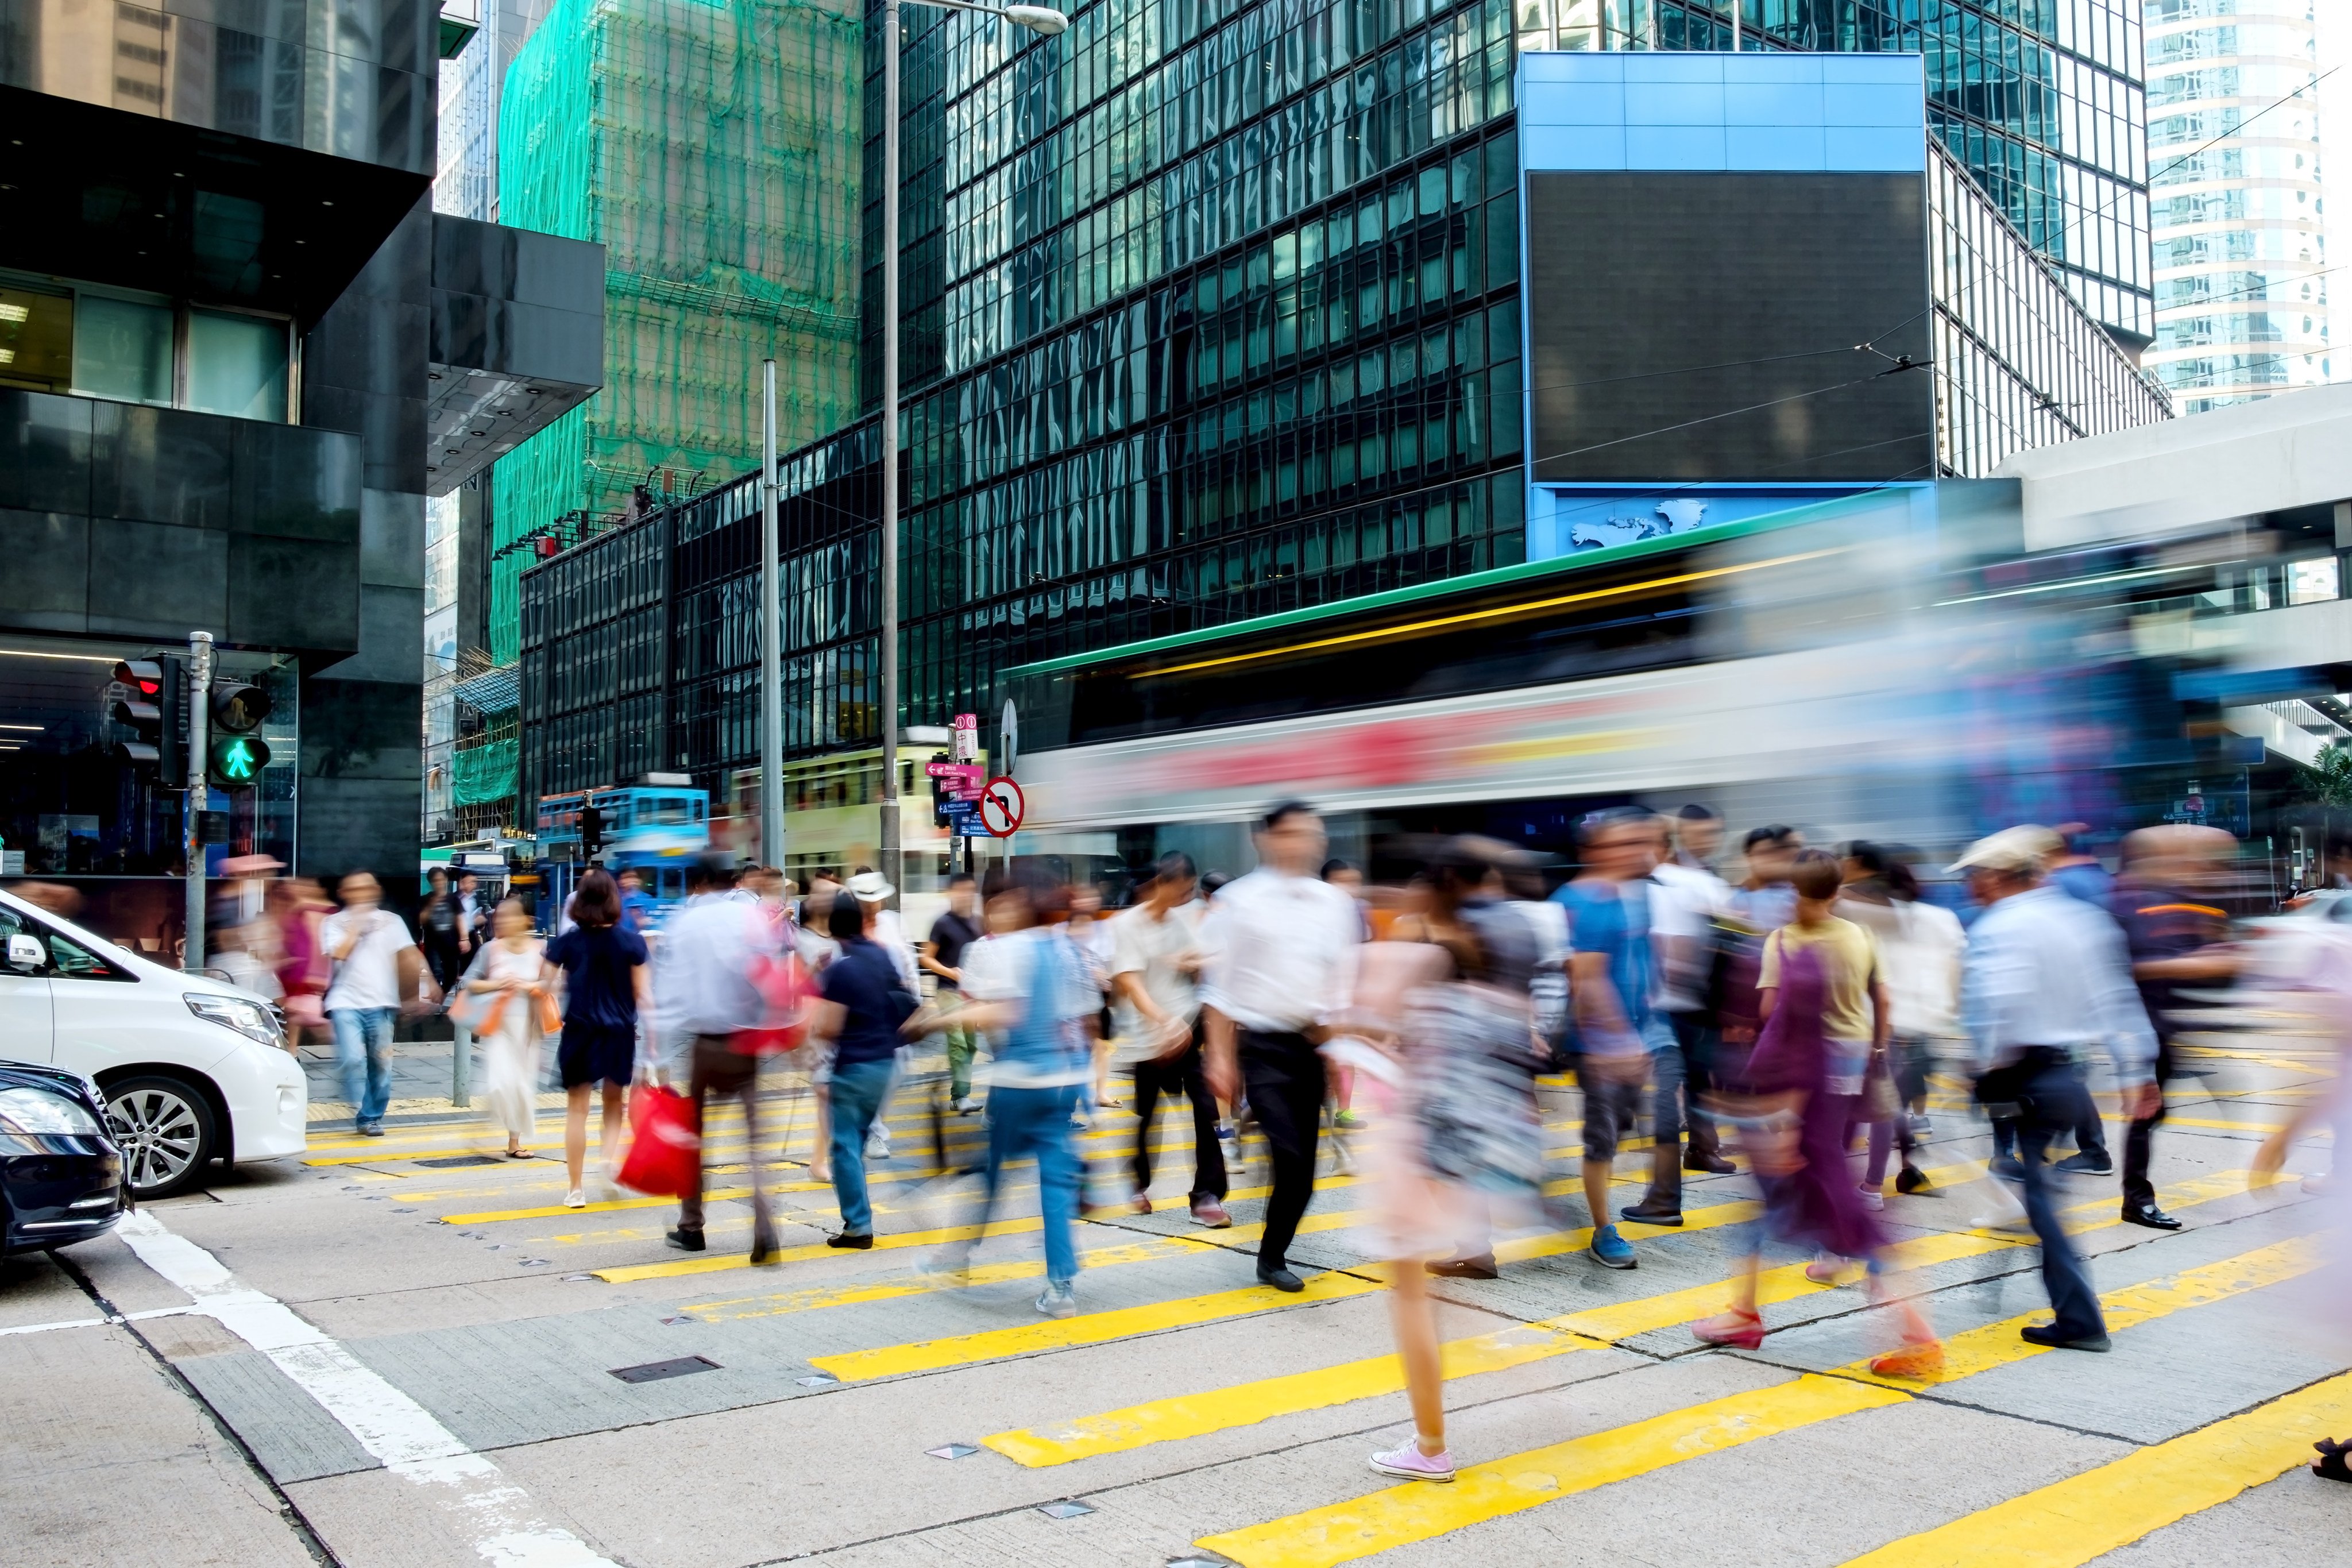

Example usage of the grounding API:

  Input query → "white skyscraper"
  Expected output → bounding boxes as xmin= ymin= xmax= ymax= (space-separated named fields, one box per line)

xmin=2144 ymin=0 xmax=2334 ymax=413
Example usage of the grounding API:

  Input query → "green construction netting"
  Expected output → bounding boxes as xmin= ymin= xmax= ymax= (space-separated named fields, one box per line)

xmin=452 ymin=737 xmax=520 ymax=806
xmin=491 ymin=0 xmax=866 ymax=664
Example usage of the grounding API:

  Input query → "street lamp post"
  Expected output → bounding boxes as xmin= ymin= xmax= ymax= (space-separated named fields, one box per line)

xmin=876 ymin=0 xmax=1064 ymax=903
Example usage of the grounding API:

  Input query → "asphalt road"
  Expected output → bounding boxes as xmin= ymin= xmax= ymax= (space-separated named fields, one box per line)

xmin=4 ymin=1049 xmax=2346 ymax=1568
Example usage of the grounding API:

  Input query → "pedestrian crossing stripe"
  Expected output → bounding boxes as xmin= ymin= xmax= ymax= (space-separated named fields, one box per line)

xmin=683 ymin=1235 xmax=1226 ymax=1320
xmin=1190 ymin=1226 xmax=2325 ymax=1568
xmin=1200 ymin=1374 xmax=1910 ymax=1568
xmin=1838 ymin=1368 xmax=2352 ymax=1566
xmin=984 ymin=1165 xmax=2283 ymax=1467
xmin=810 ymin=1268 xmax=1385 ymax=1382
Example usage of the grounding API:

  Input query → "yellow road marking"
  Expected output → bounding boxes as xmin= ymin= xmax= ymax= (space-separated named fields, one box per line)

xmin=685 ymin=1237 xmax=1210 ymax=1320
xmin=812 ymin=1269 xmax=1384 ymax=1382
xmin=1839 ymin=1369 xmax=2352 ymax=1566
xmin=1196 ymin=1374 xmax=1906 ymax=1568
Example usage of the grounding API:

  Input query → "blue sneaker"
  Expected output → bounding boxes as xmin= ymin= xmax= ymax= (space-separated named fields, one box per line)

xmin=1588 ymin=1223 xmax=1637 ymax=1270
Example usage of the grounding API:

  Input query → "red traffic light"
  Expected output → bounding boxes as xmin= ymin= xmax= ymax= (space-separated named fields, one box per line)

xmin=113 ymin=659 xmax=163 ymax=697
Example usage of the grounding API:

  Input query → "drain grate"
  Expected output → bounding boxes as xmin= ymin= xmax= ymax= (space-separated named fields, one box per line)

xmin=415 ymin=1155 xmax=503 ymax=1168
xmin=608 ymin=1355 xmax=721 ymax=1385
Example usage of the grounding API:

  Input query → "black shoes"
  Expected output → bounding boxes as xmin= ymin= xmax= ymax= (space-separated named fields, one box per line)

xmin=1683 ymin=1148 xmax=1736 ymax=1175
xmin=1425 ymin=1253 xmax=1500 ymax=1280
xmin=665 ymin=1227 xmax=706 ymax=1252
xmin=827 ymin=1231 xmax=874 ymax=1250
xmin=1257 ymin=1266 xmax=1306 ymax=1293
xmin=1620 ymin=1198 xmax=1685 ymax=1227
xmin=1990 ymin=1156 xmax=2026 ymax=1180
xmin=2120 ymin=1203 xmax=2182 ymax=1230
xmin=2020 ymin=1323 xmax=2110 ymax=1353
xmin=2054 ymin=1152 xmax=2113 ymax=1176
xmin=750 ymin=1233 xmax=782 ymax=1265
xmin=1894 ymin=1165 xmax=1937 ymax=1196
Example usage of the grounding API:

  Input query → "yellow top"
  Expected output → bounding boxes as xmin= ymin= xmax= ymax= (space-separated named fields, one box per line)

xmin=1759 ymin=917 xmax=1879 ymax=1044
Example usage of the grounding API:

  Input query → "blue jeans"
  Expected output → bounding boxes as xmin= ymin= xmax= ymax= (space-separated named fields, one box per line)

xmin=978 ymin=1083 xmax=1084 ymax=1286
xmin=330 ymin=1007 xmax=396 ymax=1127
xmin=1987 ymin=1048 xmax=2107 ymax=1341
xmin=829 ymin=1056 xmax=898 ymax=1235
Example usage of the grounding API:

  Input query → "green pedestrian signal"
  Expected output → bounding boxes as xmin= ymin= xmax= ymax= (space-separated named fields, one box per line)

xmin=208 ymin=734 xmax=271 ymax=786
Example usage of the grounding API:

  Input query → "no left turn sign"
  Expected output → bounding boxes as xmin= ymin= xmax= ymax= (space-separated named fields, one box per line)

xmin=978 ymin=775 xmax=1025 ymax=837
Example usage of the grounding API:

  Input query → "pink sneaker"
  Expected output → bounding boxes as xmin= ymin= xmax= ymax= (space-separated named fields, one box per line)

xmin=1369 ymin=1441 xmax=1457 ymax=1482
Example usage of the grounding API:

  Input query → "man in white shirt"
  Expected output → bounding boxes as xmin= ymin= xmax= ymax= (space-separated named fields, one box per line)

xmin=1636 ymin=806 xmax=1737 ymax=1222
xmin=1201 ymin=802 xmax=1362 ymax=1292
xmin=1111 ymin=852 xmax=1229 ymax=1228
xmin=319 ymin=872 xmax=430 ymax=1137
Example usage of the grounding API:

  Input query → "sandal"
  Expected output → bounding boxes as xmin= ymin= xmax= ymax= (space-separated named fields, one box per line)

xmin=1691 ymin=1309 xmax=1764 ymax=1350
xmin=505 ymin=1148 xmax=532 ymax=1159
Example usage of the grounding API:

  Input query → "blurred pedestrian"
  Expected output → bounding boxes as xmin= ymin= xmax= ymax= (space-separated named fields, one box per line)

xmin=2110 ymin=826 xmax=2239 ymax=1229
xmin=461 ymin=897 xmax=551 ymax=1161
xmin=271 ymin=878 xmax=333 ymax=1046
xmin=809 ymin=893 xmax=916 ymax=1248
xmin=1321 ymin=858 xmax=1373 ymax=1130
xmin=617 ymin=866 xmax=661 ymax=938
xmin=847 ymin=869 xmax=913 ymax=1163
xmin=937 ymin=874 xmax=1099 ymax=1315
xmin=1202 ymin=802 xmax=1364 ymax=1292
xmin=1350 ymin=837 xmax=1546 ymax=1480
xmin=1111 ymin=852 xmax=1229 ymax=1226
xmin=1956 ymin=825 xmax=2159 ymax=1351
xmin=1552 ymin=806 xmax=1667 ymax=1266
xmin=921 ymin=872 xmax=986 ymax=1112
xmin=545 ymin=868 xmax=650 ymax=1205
xmin=657 ymin=856 xmax=783 ymax=1261
xmin=319 ymin=872 xmax=435 ymax=1136
xmin=1839 ymin=845 xmax=1964 ymax=1202
xmin=1691 ymin=848 xmax=1940 ymax=1377
xmin=1729 ymin=825 xmax=1803 ymax=931
xmin=1651 ymin=806 xmax=1735 ymax=1180
xmin=419 ymin=867 xmax=468 ymax=999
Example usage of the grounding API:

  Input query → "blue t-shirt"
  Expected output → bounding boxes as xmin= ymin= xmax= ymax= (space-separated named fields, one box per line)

xmin=1551 ymin=878 xmax=1656 ymax=1052
xmin=544 ymin=923 xmax=648 ymax=1032
xmin=620 ymin=888 xmax=661 ymax=934
xmin=819 ymin=939 xmax=905 ymax=1067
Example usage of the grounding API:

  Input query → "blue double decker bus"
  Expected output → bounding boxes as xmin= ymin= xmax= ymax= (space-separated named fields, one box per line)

xmin=536 ymin=782 xmax=711 ymax=924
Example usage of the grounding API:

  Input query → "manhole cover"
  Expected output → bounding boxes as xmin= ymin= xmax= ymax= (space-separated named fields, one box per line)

xmin=416 ymin=1155 xmax=503 ymax=1168
xmin=608 ymin=1356 xmax=721 ymax=1385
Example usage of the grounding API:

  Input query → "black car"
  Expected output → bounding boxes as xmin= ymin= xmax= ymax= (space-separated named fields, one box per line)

xmin=0 ymin=1059 xmax=127 ymax=1255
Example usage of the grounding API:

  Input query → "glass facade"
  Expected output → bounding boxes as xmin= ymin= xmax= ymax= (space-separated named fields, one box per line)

xmin=1506 ymin=1 xmax=2156 ymax=341
xmin=0 ymin=273 xmax=293 ymax=424
xmin=2141 ymin=0 xmax=2334 ymax=412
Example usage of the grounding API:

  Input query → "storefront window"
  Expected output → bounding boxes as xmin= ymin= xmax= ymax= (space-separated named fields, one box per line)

xmin=72 ymin=296 xmax=175 ymax=405
xmin=0 ymin=285 xmax=75 ymax=393
xmin=185 ymin=309 xmax=289 ymax=421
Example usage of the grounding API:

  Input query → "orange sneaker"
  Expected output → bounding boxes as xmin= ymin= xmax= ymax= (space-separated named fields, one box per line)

xmin=1868 ymin=1339 xmax=1945 ymax=1380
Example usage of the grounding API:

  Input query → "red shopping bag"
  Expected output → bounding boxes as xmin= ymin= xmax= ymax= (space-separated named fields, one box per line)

xmin=616 ymin=1084 xmax=701 ymax=1197
xmin=733 ymin=947 xmax=814 ymax=1057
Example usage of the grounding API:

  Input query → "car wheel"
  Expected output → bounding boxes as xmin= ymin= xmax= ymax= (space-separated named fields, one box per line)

xmin=105 ymin=1076 xmax=218 ymax=1199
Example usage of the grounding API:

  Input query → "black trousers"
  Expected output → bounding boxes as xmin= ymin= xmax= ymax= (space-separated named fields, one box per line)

xmin=1239 ymin=1028 xmax=1324 ymax=1270
xmin=2122 ymin=1037 xmax=2176 ymax=1208
xmin=1131 ymin=1034 xmax=1228 ymax=1203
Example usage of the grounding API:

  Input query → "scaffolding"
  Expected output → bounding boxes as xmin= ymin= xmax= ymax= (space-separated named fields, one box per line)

xmin=491 ymin=0 xmax=866 ymax=663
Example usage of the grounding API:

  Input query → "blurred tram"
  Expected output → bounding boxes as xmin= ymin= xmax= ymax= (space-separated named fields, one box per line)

xmin=536 ymin=783 xmax=711 ymax=924
xmin=1000 ymin=482 xmax=2188 ymax=876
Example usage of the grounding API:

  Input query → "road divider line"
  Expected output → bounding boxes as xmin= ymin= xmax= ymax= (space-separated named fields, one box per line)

xmin=1837 ymin=1369 xmax=2352 ymax=1566
xmin=109 ymin=1211 xmax=619 ymax=1567
xmin=813 ymin=1269 xmax=1384 ymax=1382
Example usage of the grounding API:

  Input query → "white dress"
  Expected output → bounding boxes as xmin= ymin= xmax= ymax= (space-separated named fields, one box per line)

xmin=480 ymin=941 xmax=546 ymax=1140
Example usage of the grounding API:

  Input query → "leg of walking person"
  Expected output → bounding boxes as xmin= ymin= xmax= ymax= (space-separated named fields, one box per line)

xmin=1369 ymin=1258 xmax=1454 ymax=1480
xmin=2059 ymin=1060 xmax=2112 ymax=1172
xmin=565 ymin=1083 xmax=592 ymax=1195
xmin=1128 ymin=1056 xmax=1166 ymax=1209
xmin=944 ymin=1019 xmax=977 ymax=1109
xmin=1033 ymin=1083 xmax=1084 ymax=1307
xmin=725 ymin=1048 xmax=777 ymax=1258
xmin=1582 ymin=1068 xmax=1643 ymax=1267
xmin=1241 ymin=1030 xmax=1324 ymax=1287
xmin=809 ymin=1067 xmax=834 ymax=1183
xmin=329 ymin=1007 xmax=369 ymax=1133
xmin=2016 ymin=1051 xmax=2108 ymax=1345
xmin=1176 ymin=1041 xmax=1231 ymax=1222
xmin=357 ymin=1007 xmax=395 ymax=1131
xmin=2120 ymin=1037 xmax=2177 ymax=1225
xmin=828 ymin=1056 xmax=893 ymax=1245
xmin=671 ymin=1034 xmax=727 ymax=1250
xmin=1624 ymin=1034 xmax=1686 ymax=1222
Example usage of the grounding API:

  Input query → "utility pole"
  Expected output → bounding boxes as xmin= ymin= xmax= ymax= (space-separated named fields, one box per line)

xmin=878 ymin=0 xmax=903 ymax=907
xmin=183 ymin=630 xmax=213 ymax=971
xmin=760 ymin=358 xmax=783 ymax=870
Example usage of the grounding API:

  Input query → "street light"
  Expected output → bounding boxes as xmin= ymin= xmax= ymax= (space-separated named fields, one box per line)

xmin=876 ymin=0 xmax=1065 ymax=902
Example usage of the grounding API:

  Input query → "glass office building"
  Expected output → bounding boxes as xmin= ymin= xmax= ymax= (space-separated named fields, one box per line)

xmin=520 ymin=6 xmax=2171 ymax=838
xmin=2141 ymin=0 xmax=2334 ymax=412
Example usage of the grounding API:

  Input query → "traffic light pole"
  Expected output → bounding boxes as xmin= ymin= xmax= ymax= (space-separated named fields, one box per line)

xmin=184 ymin=631 xmax=213 ymax=972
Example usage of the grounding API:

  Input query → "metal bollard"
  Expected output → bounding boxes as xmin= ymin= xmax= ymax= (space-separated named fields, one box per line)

xmin=451 ymin=1020 xmax=472 ymax=1110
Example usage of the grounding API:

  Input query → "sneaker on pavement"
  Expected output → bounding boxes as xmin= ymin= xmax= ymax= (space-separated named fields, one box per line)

xmin=665 ymin=1227 xmax=706 ymax=1252
xmin=2054 ymin=1151 xmax=2112 ymax=1175
xmin=1368 ymin=1442 xmax=1456 ymax=1483
xmin=1189 ymin=1198 xmax=1233 ymax=1229
xmin=2020 ymin=1322 xmax=2110 ymax=1352
xmin=825 ymin=1231 xmax=874 ymax=1249
xmin=1895 ymin=1165 xmax=1936 ymax=1196
xmin=1683 ymin=1148 xmax=1736 ymax=1175
xmin=1619 ymin=1198 xmax=1683 ymax=1227
xmin=1257 ymin=1265 xmax=1306 ymax=1292
xmin=1856 ymin=1185 xmax=1886 ymax=1211
xmin=1424 ymin=1253 xmax=1500 ymax=1280
xmin=1588 ymin=1223 xmax=1637 ymax=1269
xmin=1868 ymin=1339 xmax=1945 ymax=1380
xmin=1034 ymin=1281 xmax=1077 ymax=1319
xmin=1333 ymin=1109 xmax=1369 ymax=1130
xmin=564 ymin=1189 xmax=586 ymax=1209
xmin=1990 ymin=1155 xmax=2027 ymax=1181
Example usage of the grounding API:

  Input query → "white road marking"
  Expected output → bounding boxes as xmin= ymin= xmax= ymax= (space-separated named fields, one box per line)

xmin=112 ymin=1210 xmax=620 ymax=1568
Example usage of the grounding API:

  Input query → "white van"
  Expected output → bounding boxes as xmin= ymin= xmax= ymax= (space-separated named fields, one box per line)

xmin=0 ymin=885 xmax=306 ymax=1198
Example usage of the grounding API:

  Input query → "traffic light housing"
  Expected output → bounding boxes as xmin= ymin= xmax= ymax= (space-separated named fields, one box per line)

xmin=932 ymin=773 xmax=952 ymax=827
xmin=581 ymin=804 xmax=605 ymax=858
xmin=207 ymin=679 xmax=273 ymax=787
xmin=110 ymin=656 xmax=185 ymax=782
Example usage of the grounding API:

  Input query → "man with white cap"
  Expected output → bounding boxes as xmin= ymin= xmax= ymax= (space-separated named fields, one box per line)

xmin=1954 ymin=824 xmax=2160 ymax=1351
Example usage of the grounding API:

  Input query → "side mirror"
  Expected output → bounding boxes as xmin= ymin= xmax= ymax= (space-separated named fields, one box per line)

xmin=7 ymin=933 xmax=46 ymax=974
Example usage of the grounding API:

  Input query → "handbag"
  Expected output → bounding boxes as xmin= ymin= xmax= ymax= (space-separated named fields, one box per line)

xmin=616 ymin=1083 xmax=702 ymax=1196
xmin=1860 ymin=1046 xmax=1901 ymax=1122
xmin=444 ymin=945 xmax=503 ymax=1034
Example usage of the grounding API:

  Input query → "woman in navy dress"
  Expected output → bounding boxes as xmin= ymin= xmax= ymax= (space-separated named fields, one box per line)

xmin=546 ymin=869 xmax=650 ymax=1208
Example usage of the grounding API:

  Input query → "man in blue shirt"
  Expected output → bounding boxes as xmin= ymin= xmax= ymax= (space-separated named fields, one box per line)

xmin=616 ymin=867 xmax=661 ymax=938
xmin=1552 ymin=806 xmax=1669 ymax=1270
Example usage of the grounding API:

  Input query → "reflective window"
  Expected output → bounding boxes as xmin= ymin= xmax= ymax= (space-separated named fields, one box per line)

xmin=185 ymin=310 xmax=289 ymax=422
